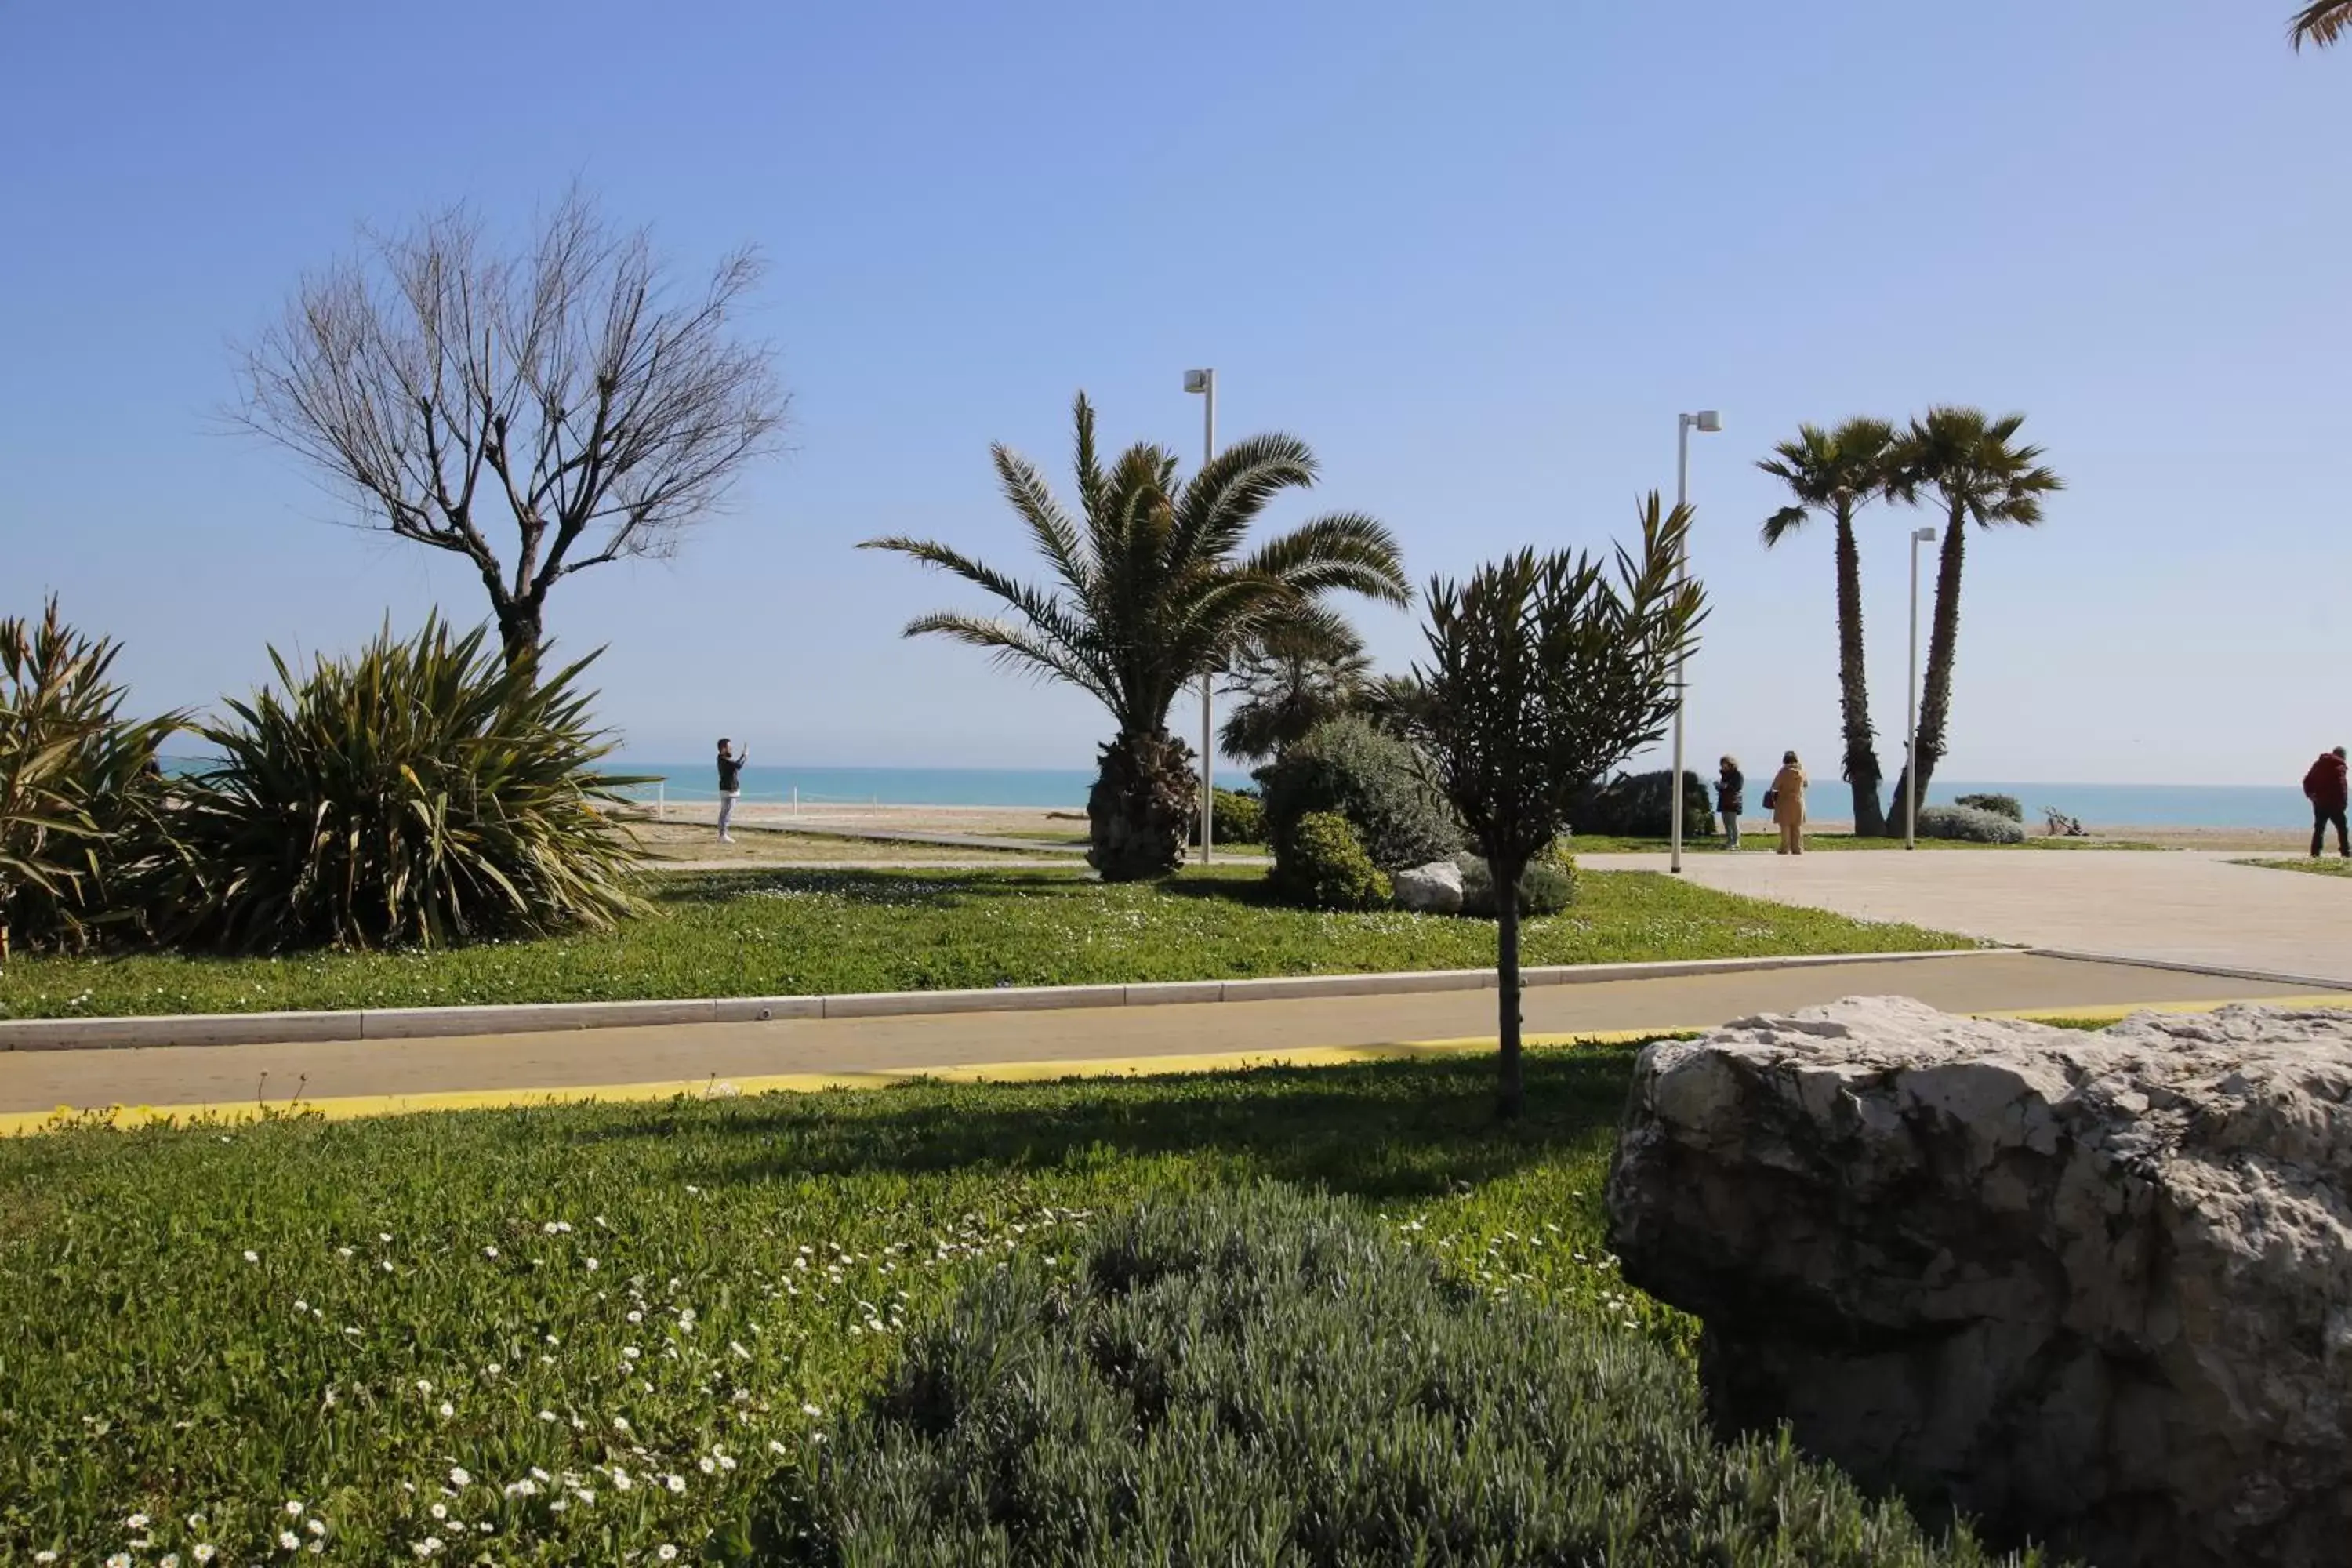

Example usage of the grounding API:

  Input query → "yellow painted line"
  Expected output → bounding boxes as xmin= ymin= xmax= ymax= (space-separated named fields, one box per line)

xmin=6 ymin=994 xmax=2345 ymax=1138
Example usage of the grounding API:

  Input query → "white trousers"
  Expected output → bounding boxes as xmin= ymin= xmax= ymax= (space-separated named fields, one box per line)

xmin=717 ymin=790 xmax=740 ymax=837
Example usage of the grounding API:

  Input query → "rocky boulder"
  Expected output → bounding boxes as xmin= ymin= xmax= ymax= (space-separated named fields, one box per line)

xmin=1605 ymin=996 xmax=2352 ymax=1568
xmin=1392 ymin=859 xmax=1464 ymax=915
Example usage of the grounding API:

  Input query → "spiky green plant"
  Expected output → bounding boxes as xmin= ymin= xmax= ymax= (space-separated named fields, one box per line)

xmin=863 ymin=393 xmax=1410 ymax=881
xmin=172 ymin=616 xmax=648 ymax=953
xmin=0 ymin=599 xmax=186 ymax=962
xmin=1218 ymin=604 xmax=1373 ymax=766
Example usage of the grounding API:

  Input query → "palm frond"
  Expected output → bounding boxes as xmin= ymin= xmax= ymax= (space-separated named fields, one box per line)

xmin=991 ymin=445 xmax=1093 ymax=597
xmin=1241 ymin=513 xmax=1411 ymax=606
xmin=900 ymin=612 xmax=1113 ymax=708
xmin=2292 ymin=1 xmax=2352 ymax=49
xmin=1171 ymin=433 xmax=1318 ymax=576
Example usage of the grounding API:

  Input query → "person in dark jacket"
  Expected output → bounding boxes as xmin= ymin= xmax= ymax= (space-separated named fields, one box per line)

xmin=716 ymin=738 xmax=749 ymax=843
xmin=1715 ymin=756 xmax=1744 ymax=851
xmin=2306 ymin=746 xmax=2349 ymax=858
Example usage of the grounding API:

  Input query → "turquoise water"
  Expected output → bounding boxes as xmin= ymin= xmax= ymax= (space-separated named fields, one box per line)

xmin=612 ymin=764 xmax=1097 ymax=808
xmin=608 ymin=764 xmax=2313 ymax=828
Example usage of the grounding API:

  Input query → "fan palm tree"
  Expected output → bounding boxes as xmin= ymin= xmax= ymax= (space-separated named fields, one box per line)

xmin=1759 ymin=418 xmax=1900 ymax=837
xmin=1218 ymin=605 xmax=1373 ymax=767
xmin=2290 ymin=2 xmax=2352 ymax=48
xmin=1882 ymin=408 xmax=2063 ymax=833
xmin=864 ymin=393 xmax=1409 ymax=880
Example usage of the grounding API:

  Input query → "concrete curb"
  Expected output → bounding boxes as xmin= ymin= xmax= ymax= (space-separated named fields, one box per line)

xmin=2029 ymin=948 xmax=2352 ymax=997
xmin=0 ymin=947 xmax=2013 ymax=1053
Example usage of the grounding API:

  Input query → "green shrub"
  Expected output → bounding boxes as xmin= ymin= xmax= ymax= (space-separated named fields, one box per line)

xmin=757 ymin=1187 xmax=2037 ymax=1567
xmin=1916 ymin=804 xmax=2026 ymax=844
xmin=1258 ymin=715 xmax=1458 ymax=869
xmin=1206 ymin=786 xmax=1265 ymax=844
xmin=1269 ymin=810 xmax=1391 ymax=910
xmin=1457 ymin=842 xmax=1579 ymax=917
xmin=172 ymin=617 xmax=650 ymax=953
xmin=1570 ymin=768 xmax=1715 ymax=839
xmin=1953 ymin=793 xmax=2024 ymax=822
xmin=0 ymin=599 xmax=187 ymax=959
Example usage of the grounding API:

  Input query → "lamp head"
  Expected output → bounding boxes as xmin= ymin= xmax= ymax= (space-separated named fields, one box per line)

xmin=1693 ymin=410 xmax=1721 ymax=433
xmin=1913 ymin=527 xmax=1938 ymax=543
xmin=1183 ymin=369 xmax=1214 ymax=394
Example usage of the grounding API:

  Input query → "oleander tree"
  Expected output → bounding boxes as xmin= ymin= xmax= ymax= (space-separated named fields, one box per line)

xmin=1416 ymin=497 xmax=1704 ymax=1120
xmin=865 ymin=393 xmax=1409 ymax=881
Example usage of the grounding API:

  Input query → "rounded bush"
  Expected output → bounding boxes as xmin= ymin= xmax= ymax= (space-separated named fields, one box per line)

xmin=757 ymin=1187 xmax=2024 ymax=1566
xmin=1455 ymin=844 xmax=1579 ymax=917
xmin=1916 ymin=804 xmax=2027 ymax=844
xmin=1258 ymin=715 xmax=1459 ymax=870
xmin=1270 ymin=811 xmax=1391 ymax=911
xmin=1570 ymin=768 xmax=1715 ymax=839
xmin=172 ymin=617 xmax=648 ymax=952
xmin=1954 ymin=793 xmax=2024 ymax=823
xmin=1207 ymin=786 xmax=1265 ymax=844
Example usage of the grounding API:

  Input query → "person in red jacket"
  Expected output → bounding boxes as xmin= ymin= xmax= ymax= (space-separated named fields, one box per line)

xmin=2306 ymin=746 xmax=2350 ymax=858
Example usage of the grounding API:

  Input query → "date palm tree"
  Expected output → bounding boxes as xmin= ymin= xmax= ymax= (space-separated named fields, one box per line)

xmin=865 ymin=393 xmax=1408 ymax=880
xmin=2290 ymin=2 xmax=2352 ymax=48
xmin=1218 ymin=605 xmax=1372 ymax=767
xmin=1882 ymin=408 xmax=2063 ymax=833
xmin=1759 ymin=418 xmax=1900 ymax=837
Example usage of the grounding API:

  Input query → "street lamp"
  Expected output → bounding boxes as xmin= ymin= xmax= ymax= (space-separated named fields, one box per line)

xmin=1185 ymin=368 xmax=1218 ymax=863
xmin=1668 ymin=409 xmax=1722 ymax=874
xmin=1905 ymin=525 xmax=1937 ymax=850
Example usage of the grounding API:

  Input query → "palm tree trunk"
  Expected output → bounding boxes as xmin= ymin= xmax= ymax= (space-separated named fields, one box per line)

xmin=1886 ymin=504 xmax=1967 ymax=835
xmin=1831 ymin=510 xmax=1887 ymax=836
xmin=1087 ymin=729 xmax=1196 ymax=882
xmin=1495 ymin=864 xmax=1523 ymax=1121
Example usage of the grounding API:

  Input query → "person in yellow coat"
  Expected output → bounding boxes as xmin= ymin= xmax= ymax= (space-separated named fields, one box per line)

xmin=1768 ymin=750 xmax=1807 ymax=855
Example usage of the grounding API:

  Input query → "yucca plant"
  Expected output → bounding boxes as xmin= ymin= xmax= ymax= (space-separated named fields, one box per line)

xmin=172 ymin=616 xmax=649 ymax=953
xmin=0 ymin=599 xmax=186 ymax=963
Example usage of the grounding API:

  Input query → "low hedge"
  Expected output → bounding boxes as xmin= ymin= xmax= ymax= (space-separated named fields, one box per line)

xmin=1258 ymin=716 xmax=1460 ymax=870
xmin=1917 ymin=804 xmax=2027 ymax=844
xmin=1457 ymin=845 xmax=1579 ymax=917
xmin=1208 ymin=786 xmax=1265 ymax=844
xmin=757 ymin=1188 xmax=2048 ymax=1567
xmin=1953 ymin=793 xmax=2024 ymax=823
xmin=1571 ymin=768 xmax=1715 ymax=839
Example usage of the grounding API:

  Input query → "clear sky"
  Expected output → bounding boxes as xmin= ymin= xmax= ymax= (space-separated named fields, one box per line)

xmin=3 ymin=1 xmax=2344 ymax=786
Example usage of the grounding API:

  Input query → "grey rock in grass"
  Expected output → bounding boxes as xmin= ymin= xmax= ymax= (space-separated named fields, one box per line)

xmin=1392 ymin=859 xmax=1464 ymax=915
xmin=1604 ymin=995 xmax=2352 ymax=1568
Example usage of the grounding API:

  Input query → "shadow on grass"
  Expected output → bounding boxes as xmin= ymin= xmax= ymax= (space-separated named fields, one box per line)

xmin=650 ymin=866 xmax=1094 ymax=909
xmin=583 ymin=1047 xmax=1641 ymax=1203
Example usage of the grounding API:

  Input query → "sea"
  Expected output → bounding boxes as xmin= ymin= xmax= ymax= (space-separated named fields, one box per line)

xmin=608 ymin=764 xmax=2318 ymax=829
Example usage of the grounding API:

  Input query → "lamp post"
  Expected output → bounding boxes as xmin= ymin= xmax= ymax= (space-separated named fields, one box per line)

xmin=1906 ymin=525 xmax=1937 ymax=850
xmin=1668 ymin=408 xmax=1722 ymax=874
xmin=1184 ymin=368 xmax=1218 ymax=863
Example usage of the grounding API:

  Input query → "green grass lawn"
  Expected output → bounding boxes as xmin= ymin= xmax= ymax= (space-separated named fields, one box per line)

xmin=0 ymin=1048 xmax=1664 ymax=1565
xmin=0 ymin=866 xmax=1976 ymax=1021
xmin=2238 ymin=856 xmax=2352 ymax=878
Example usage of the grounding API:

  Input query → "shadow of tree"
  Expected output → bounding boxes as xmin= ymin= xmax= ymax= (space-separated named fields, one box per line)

xmin=579 ymin=1048 xmax=1640 ymax=1204
xmin=651 ymin=866 xmax=1092 ymax=909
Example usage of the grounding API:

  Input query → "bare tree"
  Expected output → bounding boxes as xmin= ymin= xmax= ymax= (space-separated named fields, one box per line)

xmin=237 ymin=191 xmax=787 ymax=662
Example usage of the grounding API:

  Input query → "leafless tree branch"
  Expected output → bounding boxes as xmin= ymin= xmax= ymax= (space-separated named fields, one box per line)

xmin=235 ymin=187 xmax=788 ymax=660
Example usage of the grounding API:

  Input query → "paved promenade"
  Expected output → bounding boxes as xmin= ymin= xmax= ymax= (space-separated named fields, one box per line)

xmin=1582 ymin=849 xmax=2352 ymax=985
xmin=3 ymin=952 xmax=2336 ymax=1125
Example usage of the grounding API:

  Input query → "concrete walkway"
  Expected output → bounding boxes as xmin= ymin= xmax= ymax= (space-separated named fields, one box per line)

xmin=5 ymin=952 xmax=2336 ymax=1123
xmin=1583 ymin=849 xmax=2352 ymax=985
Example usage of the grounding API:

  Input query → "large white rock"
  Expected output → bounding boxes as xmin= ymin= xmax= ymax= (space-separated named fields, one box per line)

xmin=1392 ymin=859 xmax=1464 ymax=915
xmin=1605 ymin=996 xmax=2352 ymax=1568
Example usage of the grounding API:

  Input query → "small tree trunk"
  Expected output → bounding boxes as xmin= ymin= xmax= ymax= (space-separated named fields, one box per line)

xmin=1495 ymin=862 xmax=1523 ymax=1121
xmin=1891 ymin=504 xmax=1969 ymax=832
xmin=1832 ymin=514 xmax=1887 ymax=837
xmin=495 ymin=599 xmax=545 ymax=669
xmin=1087 ymin=730 xmax=1196 ymax=882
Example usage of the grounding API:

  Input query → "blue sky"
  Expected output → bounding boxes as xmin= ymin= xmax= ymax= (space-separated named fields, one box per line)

xmin=2 ymin=1 xmax=2343 ymax=786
